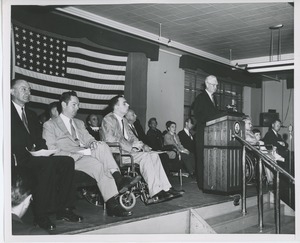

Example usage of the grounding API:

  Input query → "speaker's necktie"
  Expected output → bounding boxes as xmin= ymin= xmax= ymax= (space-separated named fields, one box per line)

xmin=21 ymin=107 xmax=30 ymax=133
xmin=212 ymin=94 xmax=217 ymax=107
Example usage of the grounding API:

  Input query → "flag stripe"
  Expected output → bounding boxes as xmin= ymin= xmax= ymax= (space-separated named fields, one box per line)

xmin=66 ymin=62 xmax=126 ymax=76
xmin=65 ymin=73 xmax=124 ymax=85
xmin=29 ymin=82 xmax=118 ymax=101
xmin=28 ymin=101 xmax=106 ymax=114
xmin=68 ymin=41 xmax=128 ymax=57
xmin=16 ymin=73 xmax=124 ymax=96
xmin=29 ymin=97 xmax=108 ymax=110
xmin=68 ymin=46 xmax=128 ymax=62
xmin=67 ymin=52 xmax=127 ymax=66
xmin=31 ymin=90 xmax=110 ymax=105
xmin=67 ymin=57 xmax=126 ymax=71
xmin=16 ymin=67 xmax=124 ymax=89
xmin=67 ymin=68 xmax=125 ymax=81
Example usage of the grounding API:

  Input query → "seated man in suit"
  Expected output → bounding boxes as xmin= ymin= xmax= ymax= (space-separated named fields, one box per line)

xmin=11 ymin=79 xmax=82 ymax=231
xmin=263 ymin=118 xmax=289 ymax=158
xmin=146 ymin=117 xmax=165 ymax=151
xmin=178 ymin=117 xmax=196 ymax=155
xmin=43 ymin=91 xmax=141 ymax=217
xmin=102 ymin=95 xmax=182 ymax=203
xmin=86 ymin=113 xmax=103 ymax=141
xmin=126 ymin=109 xmax=182 ymax=179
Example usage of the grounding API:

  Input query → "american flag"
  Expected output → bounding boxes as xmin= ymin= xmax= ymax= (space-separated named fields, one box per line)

xmin=12 ymin=24 xmax=128 ymax=113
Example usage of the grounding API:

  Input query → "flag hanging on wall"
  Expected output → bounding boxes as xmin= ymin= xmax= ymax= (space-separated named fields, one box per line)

xmin=12 ymin=23 xmax=128 ymax=113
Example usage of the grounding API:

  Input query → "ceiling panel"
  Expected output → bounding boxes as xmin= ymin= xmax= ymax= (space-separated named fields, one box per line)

xmin=69 ymin=2 xmax=294 ymax=60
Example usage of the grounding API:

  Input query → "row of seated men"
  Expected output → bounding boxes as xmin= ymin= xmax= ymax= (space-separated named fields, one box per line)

xmin=11 ymin=78 xmax=183 ymax=233
xmin=243 ymin=115 xmax=289 ymax=158
xmin=41 ymin=101 xmax=197 ymax=178
xmin=243 ymin=115 xmax=290 ymax=184
xmin=83 ymin=112 xmax=197 ymax=178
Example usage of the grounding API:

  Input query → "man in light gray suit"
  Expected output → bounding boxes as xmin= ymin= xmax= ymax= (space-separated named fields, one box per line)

xmin=102 ymin=95 xmax=183 ymax=203
xmin=43 ymin=91 xmax=140 ymax=217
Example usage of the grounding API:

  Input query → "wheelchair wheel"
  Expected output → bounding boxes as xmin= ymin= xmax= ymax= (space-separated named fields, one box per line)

xmin=245 ymin=153 xmax=255 ymax=184
xmin=119 ymin=191 xmax=136 ymax=210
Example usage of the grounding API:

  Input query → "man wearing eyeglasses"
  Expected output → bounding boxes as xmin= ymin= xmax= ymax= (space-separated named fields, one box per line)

xmin=193 ymin=75 xmax=220 ymax=190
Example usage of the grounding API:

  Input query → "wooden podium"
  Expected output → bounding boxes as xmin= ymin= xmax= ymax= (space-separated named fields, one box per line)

xmin=203 ymin=114 xmax=245 ymax=193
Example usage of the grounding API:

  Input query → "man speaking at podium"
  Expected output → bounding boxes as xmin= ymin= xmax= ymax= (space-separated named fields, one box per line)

xmin=193 ymin=75 xmax=220 ymax=190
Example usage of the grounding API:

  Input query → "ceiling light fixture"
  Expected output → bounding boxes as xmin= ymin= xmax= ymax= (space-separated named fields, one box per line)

xmin=158 ymin=23 xmax=162 ymax=41
xmin=269 ymin=24 xmax=283 ymax=61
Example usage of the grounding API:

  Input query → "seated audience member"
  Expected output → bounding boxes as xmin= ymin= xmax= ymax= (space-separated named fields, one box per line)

xmin=126 ymin=110 xmax=177 ymax=176
xmin=43 ymin=91 xmax=141 ymax=217
xmin=252 ymin=128 xmax=273 ymax=184
xmin=252 ymin=129 xmax=265 ymax=146
xmin=146 ymin=117 xmax=183 ymax=175
xmin=243 ymin=116 xmax=259 ymax=145
xmin=124 ymin=109 xmax=152 ymax=151
xmin=178 ymin=117 xmax=196 ymax=154
xmin=11 ymin=79 xmax=82 ymax=231
xmin=263 ymin=118 xmax=289 ymax=158
xmin=102 ymin=95 xmax=182 ymax=203
xmin=48 ymin=101 xmax=59 ymax=120
xmin=164 ymin=121 xmax=196 ymax=177
xmin=162 ymin=121 xmax=171 ymax=137
xmin=86 ymin=114 xmax=103 ymax=141
xmin=146 ymin=118 xmax=165 ymax=151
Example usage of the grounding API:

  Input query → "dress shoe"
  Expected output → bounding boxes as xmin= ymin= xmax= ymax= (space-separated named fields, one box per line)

xmin=107 ymin=204 xmax=133 ymax=217
xmin=34 ymin=216 xmax=56 ymax=231
xmin=118 ymin=175 xmax=142 ymax=194
xmin=168 ymin=187 xmax=185 ymax=195
xmin=56 ymin=208 xmax=83 ymax=222
xmin=148 ymin=190 xmax=174 ymax=204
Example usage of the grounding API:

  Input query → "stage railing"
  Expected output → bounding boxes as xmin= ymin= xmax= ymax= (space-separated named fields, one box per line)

xmin=234 ymin=135 xmax=294 ymax=234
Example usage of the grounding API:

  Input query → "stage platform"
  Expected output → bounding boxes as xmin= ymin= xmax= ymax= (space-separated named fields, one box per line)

xmin=12 ymin=175 xmax=267 ymax=236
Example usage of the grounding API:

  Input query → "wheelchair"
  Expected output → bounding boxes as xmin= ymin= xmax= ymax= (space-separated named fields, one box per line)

xmin=245 ymin=151 xmax=257 ymax=184
xmin=107 ymin=142 xmax=157 ymax=210
xmin=245 ymin=144 xmax=276 ymax=185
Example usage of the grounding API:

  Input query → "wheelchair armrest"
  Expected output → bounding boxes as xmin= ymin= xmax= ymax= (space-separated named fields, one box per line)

xmin=106 ymin=142 xmax=122 ymax=153
xmin=106 ymin=142 xmax=136 ymax=172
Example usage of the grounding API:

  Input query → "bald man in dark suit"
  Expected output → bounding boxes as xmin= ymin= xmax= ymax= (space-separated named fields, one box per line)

xmin=193 ymin=75 xmax=220 ymax=190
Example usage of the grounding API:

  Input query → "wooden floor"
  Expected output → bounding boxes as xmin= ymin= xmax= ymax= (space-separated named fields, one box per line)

xmin=14 ymin=175 xmax=262 ymax=235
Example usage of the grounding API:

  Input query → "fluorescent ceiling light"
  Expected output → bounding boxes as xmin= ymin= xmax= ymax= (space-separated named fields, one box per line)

xmin=247 ymin=65 xmax=294 ymax=73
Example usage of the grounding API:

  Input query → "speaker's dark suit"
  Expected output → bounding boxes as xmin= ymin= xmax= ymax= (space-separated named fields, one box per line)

xmin=11 ymin=102 xmax=75 ymax=217
xmin=193 ymin=90 xmax=220 ymax=189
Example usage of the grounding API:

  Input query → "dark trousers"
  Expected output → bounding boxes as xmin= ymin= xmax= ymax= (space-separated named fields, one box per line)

xmin=20 ymin=156 xmax=75 ymax=217
xmin=180 ymin=152 xmax=196 ymax=174
xmin=159 ymin=152 xmax=183 ymax=175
